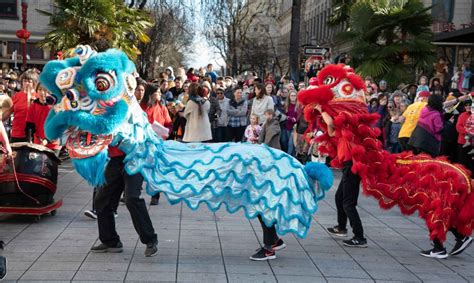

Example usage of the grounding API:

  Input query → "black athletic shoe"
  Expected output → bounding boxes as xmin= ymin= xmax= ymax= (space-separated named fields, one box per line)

xmin=272 ymin=239 xmax=287 ymax=251
xmin=450 ymin=236 xmax=473 ymax=256
xmin=343 ymin=237 xmax=368 ymax=248
xmin=144 ymin=241 xmax=158 ymax=257
xmin=150 ymin=197 xmax=159 ymax=206
xmin=326 ymin=226 xmax=348 ymax=237
xmin=0 ymin=255 xmax=6 ymax=280
xmin=420 ymin=247 xmax=448 ymax=259
xmin=91 ymin=242 xmax=123 ymax=253
xmin=250 ymin=248 xmax=276 ymax=261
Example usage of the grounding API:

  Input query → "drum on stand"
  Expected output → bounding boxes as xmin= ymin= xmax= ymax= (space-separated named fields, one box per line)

xmin=0 ymin=143 xmax=62 ymax=217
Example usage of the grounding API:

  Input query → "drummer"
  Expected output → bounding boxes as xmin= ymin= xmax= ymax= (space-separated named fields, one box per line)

xmin=11 ymin=70 xmax=38 ymax=143
xmin=25 ymin=83 xmax=61 ymax=155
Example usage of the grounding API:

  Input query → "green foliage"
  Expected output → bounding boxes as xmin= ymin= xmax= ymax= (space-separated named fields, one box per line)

xmin=37 ymin=0 xmax=153 ymax=59
xmin=339 ymin=0 xmax=435 ymax=87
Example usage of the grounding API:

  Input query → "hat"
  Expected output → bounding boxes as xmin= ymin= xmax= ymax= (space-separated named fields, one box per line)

xmin=417 ymin=90 xmax=430 ymax=98
xmin=309 ymin=77 xmax=318 ymax=86
xmin=216 ymin=86 xmax=225 ymax=92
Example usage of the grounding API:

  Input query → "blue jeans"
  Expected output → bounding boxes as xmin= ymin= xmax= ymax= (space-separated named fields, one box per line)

xmin=280 ymin=129 xmax=295 ymax=155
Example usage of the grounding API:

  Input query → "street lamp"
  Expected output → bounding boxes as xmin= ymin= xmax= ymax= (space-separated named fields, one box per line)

xmin=15 ymin=0 xmax=30 ymax=71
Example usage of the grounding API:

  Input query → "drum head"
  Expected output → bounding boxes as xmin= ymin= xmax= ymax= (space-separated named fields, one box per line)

xmin=0 ymin=95 xmax=13 ymax=122
xmin=10 ymin=142 xmax=61 ymax=163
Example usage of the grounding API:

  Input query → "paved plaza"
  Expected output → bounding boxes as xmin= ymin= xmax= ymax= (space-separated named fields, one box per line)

xmin=0 ymin=161 xmax=473 ymax=282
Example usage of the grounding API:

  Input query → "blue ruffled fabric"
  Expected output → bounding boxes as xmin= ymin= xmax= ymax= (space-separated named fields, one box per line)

xmin=110 ymin=102 xmax=333 ymax=238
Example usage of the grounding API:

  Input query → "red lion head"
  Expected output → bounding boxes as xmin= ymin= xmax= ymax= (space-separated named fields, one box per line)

xmin=298 ymin=64 xmax=368 ymax=125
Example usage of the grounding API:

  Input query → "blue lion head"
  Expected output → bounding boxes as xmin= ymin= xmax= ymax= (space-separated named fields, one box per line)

xmin=40 ymin=46 xmax=138 ymax=185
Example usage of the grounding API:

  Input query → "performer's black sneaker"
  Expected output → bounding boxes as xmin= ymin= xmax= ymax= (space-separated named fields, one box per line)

xmin=250 ymin=248 xmax=276 ymax=261
xmin=343 ymin=237 xmax=368 ymax=248
xmin=326 ymin=226 xmax=348 ymax=237
xmin=420 ymin=247 xmax=448 ymax=259
xmin=145 ymin=241 xmax=158 ymax=257
xmin=450 ymin=236 xmax=473 ymax=256
xmin=272 ymin=239 xmax=287 ymax=251
xmin=91 ymin=242 xmax=123 ymax=253
xmin=0 ymin=255 xmax=7 ymax=280
xmin=150 ymin=198 xmax=159 ymax=206
xmin=84 ymin=210 xmax=97 ymax=220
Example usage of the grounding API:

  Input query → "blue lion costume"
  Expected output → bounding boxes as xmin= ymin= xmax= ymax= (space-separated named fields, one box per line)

xmin=41 ymin=46 xmax=333 ymax=238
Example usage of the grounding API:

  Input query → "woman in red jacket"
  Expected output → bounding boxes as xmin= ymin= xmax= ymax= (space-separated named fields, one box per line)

xmin=11 ymin=70 xmax=38 ymax=142
xmin=141 ymin=84 xmax=172 ymax=205
xmin=456 ymin=100 xmax=473 ymax=177
xmin=25 ymin=84 xmax=61 ymax=154
xmin=141 ymin=84 xmax=172 ymax=135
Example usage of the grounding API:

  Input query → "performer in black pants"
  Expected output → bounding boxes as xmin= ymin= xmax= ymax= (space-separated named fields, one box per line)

xmin=328 ymin=161 xmax=366 ymax=246
xmin=91 ymin=150 xmax=158 ymax=257
xmin=315 ymin=105 xmax=367 ymax=247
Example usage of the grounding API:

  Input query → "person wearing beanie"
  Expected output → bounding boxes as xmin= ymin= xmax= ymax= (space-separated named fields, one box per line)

xmin=398 ymin=90 xmax=430 ymax=151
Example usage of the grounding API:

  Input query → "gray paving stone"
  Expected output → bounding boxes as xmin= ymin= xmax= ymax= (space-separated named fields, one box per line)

xmin=21 ymin=270 xmax=76 ymax=280
xmin=225 ymin=263 xmax=273 ymax=275
xmin=128 ymin=262 xmax=177 ymax=272
xmin=177 ymin=272 xmax=227 ymax=282
xmin=276 ymin=275 xmax=326 ymax=283
xmin=79 ymin=261 xmax=130 ymax=271
xmin=29 ymin=261 xmax=82 ymax=271
xmin=178 ymin=263 xmax=225 ymax=273
xmin=227 ymin=273 xmax=277 ymax=283
xmin=326 ymin=277 xmax=375 ymax=283
xmin=73 ymin=270 xmax=127 ymax=281
xmin=125 ymin=271 xmax=176 ymax=282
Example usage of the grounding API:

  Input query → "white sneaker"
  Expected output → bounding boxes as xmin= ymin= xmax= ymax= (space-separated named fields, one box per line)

xmin=84 ymin=210 xmax=97 ymax=220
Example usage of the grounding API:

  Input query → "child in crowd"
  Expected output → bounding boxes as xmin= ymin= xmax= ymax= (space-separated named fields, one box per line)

xmin=258 ymin=109 xmax=281 ymax=150
xmin=251 ymin=109 xmax=285 ymax=261
xmin=244 ymin=114 xmax=261 ymax=144
xmin=384 ymin=109 xmax=402 ymax=153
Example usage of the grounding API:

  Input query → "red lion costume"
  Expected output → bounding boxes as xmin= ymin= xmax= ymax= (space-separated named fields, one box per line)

xmin=298 ymin=64 xmax=474 ymax=243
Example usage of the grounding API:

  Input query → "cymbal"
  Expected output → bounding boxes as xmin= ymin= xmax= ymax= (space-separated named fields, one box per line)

xmin=0 ymin=95 xmax=13 ymax=122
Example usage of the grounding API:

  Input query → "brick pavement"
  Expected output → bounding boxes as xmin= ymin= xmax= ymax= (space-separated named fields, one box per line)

xmin=0 ymin=161 xmax=473 ymax=282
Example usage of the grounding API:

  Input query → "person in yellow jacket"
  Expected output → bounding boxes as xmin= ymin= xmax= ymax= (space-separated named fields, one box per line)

xmin=398 ymin=91 xmax=430 ymax=151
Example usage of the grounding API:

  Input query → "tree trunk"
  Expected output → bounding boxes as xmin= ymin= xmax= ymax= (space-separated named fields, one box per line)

xmin=289 ymin=0 xmax=301 ymax=83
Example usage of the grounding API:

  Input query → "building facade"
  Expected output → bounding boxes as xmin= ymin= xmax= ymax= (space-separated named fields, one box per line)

xmin=427 ymin=0 xmax=474 ymax=70
xmin=0 ymin=0 xmax=54 ymax=70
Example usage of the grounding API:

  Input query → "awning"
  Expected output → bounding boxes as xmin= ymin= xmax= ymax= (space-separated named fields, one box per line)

xmin=432 ymin=26 xmax=474 ymax=45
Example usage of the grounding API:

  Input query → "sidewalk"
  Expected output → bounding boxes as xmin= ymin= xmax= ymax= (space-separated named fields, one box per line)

xmin=0 ymin=161 xmax=473 ymax=282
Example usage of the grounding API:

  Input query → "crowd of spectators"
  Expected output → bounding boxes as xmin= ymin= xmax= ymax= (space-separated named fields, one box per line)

xmin=1 ymin=59 xmax=473 ymax=176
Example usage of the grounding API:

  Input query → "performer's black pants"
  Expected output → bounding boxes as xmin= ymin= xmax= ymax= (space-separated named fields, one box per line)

xmin=258 ymin=215 xmax=278 ymax=248
xmin=92 ymin=186 xmax=119 ymax=213
xmin=434 ymin=228 xmax=465 ymax=250
xmin=94 ymin=156 xmax=157 ymax=246
xmin=458 ymin=144 xmax=474 ymax=178
xmin=336 ymin=161 xmax=364 ymax=239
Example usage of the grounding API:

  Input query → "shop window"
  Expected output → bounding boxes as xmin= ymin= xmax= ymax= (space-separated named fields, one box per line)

xmin=0 ymin=0 xmax=18 ymax=19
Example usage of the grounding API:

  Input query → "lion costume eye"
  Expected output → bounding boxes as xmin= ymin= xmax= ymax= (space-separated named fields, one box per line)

xmin=95 ymin=72 xmax=115 ymax=92
xmin=323 ymin=76 xmax=336 ymax=85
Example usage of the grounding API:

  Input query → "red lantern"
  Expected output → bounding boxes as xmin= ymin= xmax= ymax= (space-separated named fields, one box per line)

xmin=16 ymin=29 xmax=31 ymax=40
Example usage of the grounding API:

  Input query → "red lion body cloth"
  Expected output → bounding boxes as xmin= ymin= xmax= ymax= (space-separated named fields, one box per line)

xmin=298 ymin=64 xmax=474 ymax=243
